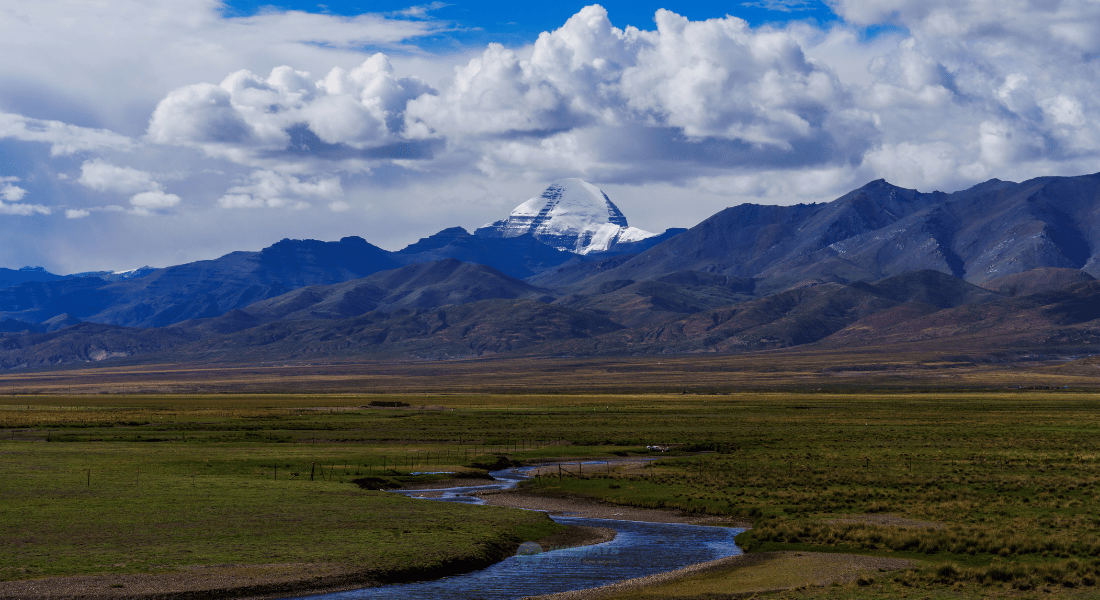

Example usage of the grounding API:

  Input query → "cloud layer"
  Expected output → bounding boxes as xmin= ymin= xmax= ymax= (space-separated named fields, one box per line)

xmin=143 ymin=1 xmax=1100 ymax=193
xmin=2 ymin=0 xmax=1100 ymax=272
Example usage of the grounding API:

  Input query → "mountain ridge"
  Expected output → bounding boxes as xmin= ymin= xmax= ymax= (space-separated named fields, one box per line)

xmin=3 ymin=173 xmax=1100 ymax=368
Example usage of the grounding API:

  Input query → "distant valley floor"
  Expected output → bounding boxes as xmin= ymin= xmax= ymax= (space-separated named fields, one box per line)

xmin=2 ymin=346 xmax=1097 ymax=395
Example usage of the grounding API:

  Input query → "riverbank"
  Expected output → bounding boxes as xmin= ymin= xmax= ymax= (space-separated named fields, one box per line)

xmin=525 ymin=551 xmax=917 ymax=599
xmin=0 ymin=524 xmax=615 ymax=600
xmin=475 ymin=488 xmax=749 ymax=527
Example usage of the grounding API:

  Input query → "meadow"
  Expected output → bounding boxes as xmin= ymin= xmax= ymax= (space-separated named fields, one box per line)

xmin=4 ymin=391 xmax=1100 ymax=598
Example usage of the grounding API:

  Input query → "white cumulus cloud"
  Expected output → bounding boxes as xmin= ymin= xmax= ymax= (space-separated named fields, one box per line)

xmin=405 ymin=6 xmax=846 ymax=151
xmin=128 ymin=190 xmax=182 ymax=216
xmin=0 ymin=177 xmax=50 ymax=215
xmin=0 ymin=203 xmax=50 ymax=216
xmin=77 ymin=160 xmax=182 ymax=215
xmin=217 ymin=170 xmax=343 ymax=209
xmin=79 ymin=160 xmax=161 ymax=194
xmin=1 ymin=179 xmax=27 ymax=202
xmin=148 ymin=55 xmax=432 ymax=167
xmin=0 ymin=112 xmax=134 ymax=156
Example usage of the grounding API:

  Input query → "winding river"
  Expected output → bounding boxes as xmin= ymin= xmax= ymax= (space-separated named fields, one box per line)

xmin=288 ymin=462 xmax=743 ymax=600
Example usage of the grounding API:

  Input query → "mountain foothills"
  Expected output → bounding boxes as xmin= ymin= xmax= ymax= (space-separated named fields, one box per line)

xmin=6 ymin=174 xmax=1100 ymax=369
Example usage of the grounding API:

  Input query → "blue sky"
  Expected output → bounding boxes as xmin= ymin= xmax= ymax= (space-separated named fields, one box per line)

xmin=0 ymin=1 xmax=1098 ymax=273
xmin=223 ymin=0 xmax=840 ymax=47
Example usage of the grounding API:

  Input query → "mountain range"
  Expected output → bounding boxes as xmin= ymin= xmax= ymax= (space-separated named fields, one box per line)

xmin=6 ymin=173 xmax=1100 ymax=369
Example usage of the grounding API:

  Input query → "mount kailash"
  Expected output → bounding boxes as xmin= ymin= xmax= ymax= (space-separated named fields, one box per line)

xmin=475 ymin=178 xmax=655 ymax=254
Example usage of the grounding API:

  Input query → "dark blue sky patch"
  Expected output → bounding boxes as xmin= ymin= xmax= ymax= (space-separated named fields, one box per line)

xmin=223 ymin=1 xmax=839 ymax=49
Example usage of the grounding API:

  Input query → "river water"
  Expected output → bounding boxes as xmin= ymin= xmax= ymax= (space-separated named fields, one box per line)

xmin=288 ymin=463 xmax=743 ymax=600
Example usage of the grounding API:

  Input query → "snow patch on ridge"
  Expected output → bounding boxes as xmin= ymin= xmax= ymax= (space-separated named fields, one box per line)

xmin=475 ymin=179 xmax=655 ymax=254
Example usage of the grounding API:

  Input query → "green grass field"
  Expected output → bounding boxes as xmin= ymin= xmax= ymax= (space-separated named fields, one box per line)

xmin=4 ymin=391 xmax=1100 ymax=597
xmin=0 ymin=440 xmax=563 ymax=583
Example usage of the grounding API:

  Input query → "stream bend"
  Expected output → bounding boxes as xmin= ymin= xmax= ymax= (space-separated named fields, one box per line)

xmin=290 ymin=462 xmax=744 ymax=600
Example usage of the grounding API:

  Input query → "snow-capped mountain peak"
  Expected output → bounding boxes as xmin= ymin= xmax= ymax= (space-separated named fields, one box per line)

xmin=475 ymin=179 xmax=655 ymax=254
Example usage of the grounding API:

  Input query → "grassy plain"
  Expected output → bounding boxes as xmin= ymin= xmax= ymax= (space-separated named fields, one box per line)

xmin=5 ymin=391 xmax=1100 ymax=598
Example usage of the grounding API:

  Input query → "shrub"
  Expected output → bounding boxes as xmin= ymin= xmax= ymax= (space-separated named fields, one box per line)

xmin=936 ymin=564 xmax=961 ymax=582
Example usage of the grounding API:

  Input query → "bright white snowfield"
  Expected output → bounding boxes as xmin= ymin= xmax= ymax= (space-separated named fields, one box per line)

xmin=475 ymin=179 xmax=655 ymax=254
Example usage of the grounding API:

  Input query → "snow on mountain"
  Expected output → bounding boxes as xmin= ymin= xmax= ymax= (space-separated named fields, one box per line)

xmin=67 ymin=266 xmax=158 ymax=281
xmin=475 ymin=179 xmax=655 ymax=254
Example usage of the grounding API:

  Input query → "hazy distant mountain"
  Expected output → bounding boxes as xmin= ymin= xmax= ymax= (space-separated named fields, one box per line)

xmin=475 ymin=179 xmax=655 ymax=254
xmin=0 ymin=267 xmax=66 ymax=290
xmin=0 ymin=237 xmax=400 ymax=328
xmin=0 ymin=265 xmax=158 ymax=293
xmin=67 ymin=266 xmax=158 ymax=282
